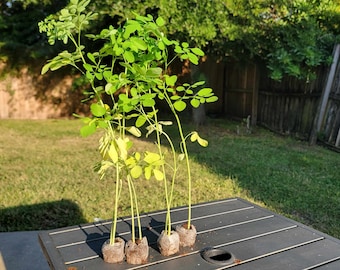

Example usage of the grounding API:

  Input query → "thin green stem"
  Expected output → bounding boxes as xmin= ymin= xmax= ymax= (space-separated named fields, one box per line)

xmin=163 ymin=90 xmax=192 ymax=228
xmin=152 ymin=108 xmax=171 ymax=234
xmin=127 ymin=175 xmax=135 ymax=243
xmin=173 ymin=112 xmax=192 ymax=228
xmin=146 ymin=102 xmax=178 ymax=235
xmin=130 ymin=177 xmax=142 ymax=240
xmin=110 ymin=163 xmax=121 ymax=245
xmin=107 ymin=125 xmax=123 ymax=245
xmin=160 ymin=127 xmax=178 ymax=233
xmin=139 ymin=102 xmax=176 ymax=235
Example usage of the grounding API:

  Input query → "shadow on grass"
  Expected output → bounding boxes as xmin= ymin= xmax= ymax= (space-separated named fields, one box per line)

xmin=0 ymin=199 xmax=86 ymax=232
xmin=183 ymin=119 xmax=340 ymax=238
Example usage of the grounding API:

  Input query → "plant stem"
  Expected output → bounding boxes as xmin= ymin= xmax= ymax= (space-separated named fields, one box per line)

xmin=152 ymin=109 xmax=171 ymax=235
xmin=127 ymin=175 xmax=135 ymax=243
xmin=162 ymin=89 xmax=192 ymax=228
xmin=160 ymin=127 xmax=178 ymax=234
xmin=109 ymin=165 xmax=121 ymax=245
xmin=130 ymin=177 xmax=142 ymax=240
xmin=173 ymin=111 xmax=192 ymax=228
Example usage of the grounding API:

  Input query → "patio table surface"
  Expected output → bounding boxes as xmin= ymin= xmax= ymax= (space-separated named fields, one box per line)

xmin=38 ymin=197 xmax=340 ymax=270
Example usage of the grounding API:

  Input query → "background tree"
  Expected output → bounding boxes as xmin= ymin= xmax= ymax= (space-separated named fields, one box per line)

xmin=0 ymin=0 xmax=68 ymax=65
xmin=1 ymin=0 xmax=340 ymax=80
xmin=158 ymin=0 xmax=340 ymax=80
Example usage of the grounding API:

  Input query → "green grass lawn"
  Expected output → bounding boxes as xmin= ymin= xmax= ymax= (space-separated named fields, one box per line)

xmin=0 ymin=118 xmax=339 ymax=239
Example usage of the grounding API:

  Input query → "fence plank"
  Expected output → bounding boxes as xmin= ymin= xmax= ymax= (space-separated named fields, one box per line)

xmin=336 ymin=126 xmax=340 ymax=147
xmin=309 ymin=44 xmax=340 ymax=145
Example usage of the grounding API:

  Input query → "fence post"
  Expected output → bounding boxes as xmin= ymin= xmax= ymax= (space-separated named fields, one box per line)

xmin=251 ymin=63 xmax=259 ymax=126
xmin=309 ymin=44 xmax=340 ymax=145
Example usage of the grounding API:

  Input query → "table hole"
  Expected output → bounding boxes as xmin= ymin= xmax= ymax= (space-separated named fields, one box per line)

xmin=201 ymin=247 xmax=235 ymax=266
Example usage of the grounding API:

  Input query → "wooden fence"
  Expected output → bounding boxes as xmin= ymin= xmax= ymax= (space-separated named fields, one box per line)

xmin=310 ymin=44 xmax=340 ymax=148
xmin=257 ymin=67 xmax=328 ymax=139
xmin=201 ymin=52 xmax=340 ymax=150
xmin=1 ymin=51 xmax=340 ymax=149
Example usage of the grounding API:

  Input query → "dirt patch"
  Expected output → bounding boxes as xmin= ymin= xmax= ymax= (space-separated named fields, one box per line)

xmin=0 ymin=62 xmax=89 ymax=119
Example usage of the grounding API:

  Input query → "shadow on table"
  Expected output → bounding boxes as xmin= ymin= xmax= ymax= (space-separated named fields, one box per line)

xmin=0 ymin=199 xmax=86 ymax=232
xmin=84 ymin=216 xmax=166 ymax=258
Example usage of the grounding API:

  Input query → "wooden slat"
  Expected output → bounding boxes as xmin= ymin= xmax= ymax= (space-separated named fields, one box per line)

xmin=225 ymin=240 xmax=340 ymax=270
xmin=39 ymin=198 xmax=340 ymax=270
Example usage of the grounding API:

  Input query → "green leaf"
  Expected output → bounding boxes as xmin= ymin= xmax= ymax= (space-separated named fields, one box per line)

xmin=126 ymin=126 xmax=142 ymax=137
xmin=123 ymin=24 xmax=139 ymax=39
xmin=146 ymin=67 xmax=162 ymax=77
xmin=142 ymin=98 xmax=155 ymax=107
xmin=41 ymin=63 xmax=52 ymax=75
xmin=157 ymin=41 xmax=165 ymax=50
xmin=116 ymin=137 xmax=128 ymax=160
xmin=144 ymin=152 xmax=161 ymax=164
xmin=197 ymin=88 xmax=213 ymax=97
xmin=122 ymin=103 xmax=134 ymax=112
xmin=182 ymin=42 xmax=189 ymax=48
xmin=170 ymin=95 xmax=181 ymax=101
xmin=166 ymin=75 xmax=177 ymax=86
xmin=114 ymin=46 xmax=124 ymax=56
xmin=90 ymin=103 xmax=106 ymax=117
xmin=191 ymin=47 xmax=205 ymax=56
xmin=144 ymin=166 xmax=152 ymax=180
xmin=162 ymin=37 xmax=173 ymax=46
xmin=136 ymin=115 xmax=147 ymax=127
xmin=83 ymin=63 xmax=93 ymax=72
xmin=97 ymin=119 xmax=108 ymax=128
xmin=173 ymin=100 xmax=187 ymax=112
xmin=80 ymin=123 xmax=96 ymax=137
xmin=125 ymin=156 xmax=136 ymax=166
xmin=197 ymin=136 xmax=209 ymax=147
xmin=105 ymin=83 xmax=114 ymax=94
xmin=131 ymin=37 xmax=147 ymax=50
xmin=108 ymin=143 xmax=119 ymax=163
xmin=190 ymin=98 xmax=200 ymax=108
xmin=206 ymin=96 xmax=219 ymax=103
xmin=153 ymin=169 xmax=164 ymax=180
xmin=123 ymin=51 xmax=135 ymax=63
xmin=192 ymin=81 xmax=205 ymax=88
xmin=156 ymin=17 xmax=165 ymax=27
xmin=135 ymin=14 xmax=153 ymax=22
xmin=95 ymin=72 xmax=103 ymax=80
xmin=131 ymin=166 xmax=143 ymax=178
xmin=50 ymin=61 xmax=68 ymax=71
xmin=87 ymin=52 xmax=96 ymax=64
xmin=175 ymin=46 xmax=184 ymax=54
xmin=188 ymin=52 xmax=199 ymax=65
xmin=190 ymin=132 xmax=198 ymax=142
xmin=176 ymin=86 xmax=185 ymax=92
xmin=166 ymin=87 xmax=176 ymax=94
xmin=180 ymin=54 xmax=189 ymax=60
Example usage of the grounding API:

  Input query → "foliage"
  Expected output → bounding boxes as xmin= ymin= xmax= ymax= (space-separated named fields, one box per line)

xmin=159 ymin=0 xmax=340 ymax=80
xmin=1 ymin=0 xmax=340 ymax=79
xmin=0 ymin=0 xmax=68 ymax=64
xmin=39 ymin=0 xmax=217 ymax=244
xmin=91 ymin=0 xmax=340 ymax=80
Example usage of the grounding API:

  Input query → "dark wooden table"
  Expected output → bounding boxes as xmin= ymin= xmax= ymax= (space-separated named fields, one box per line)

xmin=39 ymin=198 xmax=340 ymax=269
